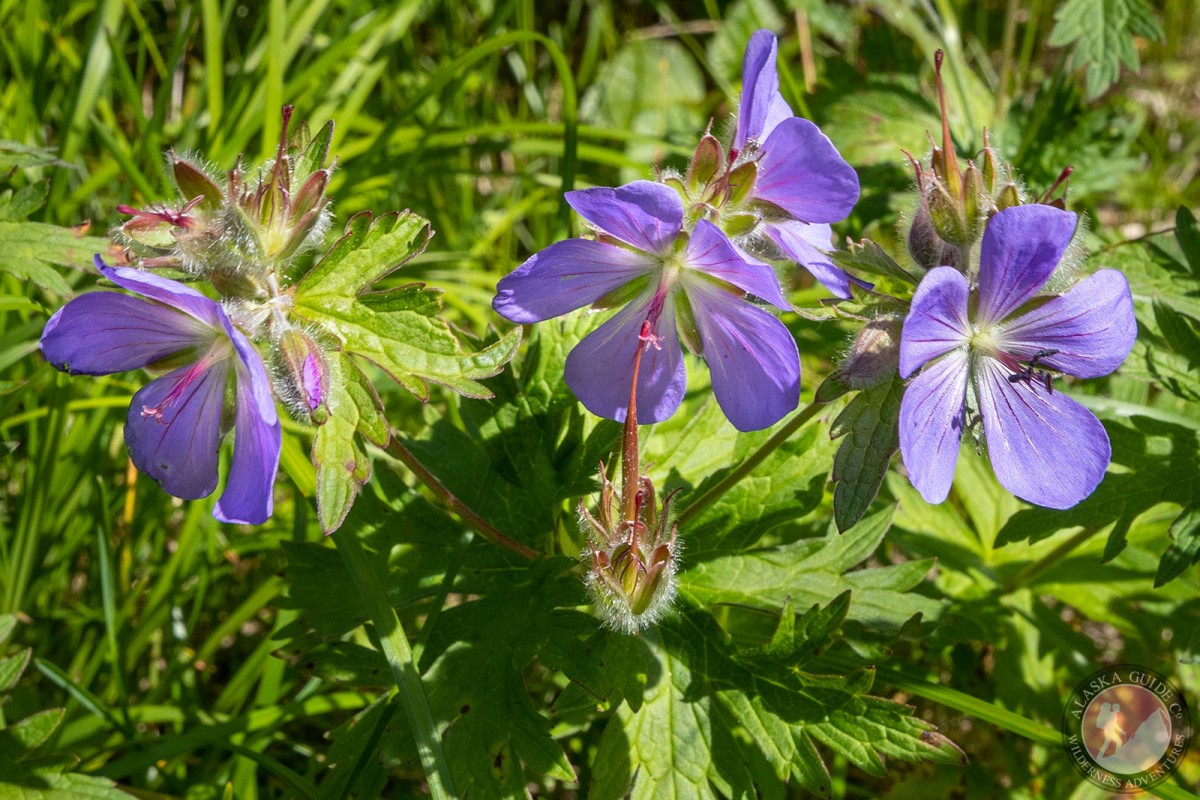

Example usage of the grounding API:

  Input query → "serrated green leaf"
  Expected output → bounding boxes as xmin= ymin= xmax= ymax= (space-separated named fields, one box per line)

xmin=297 ymin=210 xmax=431 ymax=297
xmin=0 ymin=708 xmax=65 ymax=755
xmin=595 ymin=608 xmax=959 ymax=798
xmin=1155 ymin=506 xmax=1200 ymax=587
xmin=0 ymin=183 xmax=49 ymax=223
xmin=0 ymin=614 xmax=16 ymax=647
xmin=312 ymin=355 xmax=377 ymax=534
xmin=283 ymin=640 xmax=389 ymax=687
xmin=318 ymin=700 xmax=394 ymax=800
xmin=997 ymin=417 xmax=1199 ymax=559
xmin=1047 ymin=0 xmax=1164 ymax=99
xmin=382 ymin=563 xmax=591 ymax=794
xmin=0 ymin=770 xmax=130 ymax=799
xmin=830 ymin=376 xmax=903 ymax=532
xmin=681 ymin=509 xmax=941 ymax=636
xmin=296 ymin=292 xmax=521 ymax=401
xmin=0 ymin=220 xmax=108 ymax=296
xmin=0 ymin=649 xmax=31 ymax=693
xmin=1154 ymin=301 xmax=1200 ymax=366
xmin=654 ymin=402 xmax=838 ymax=555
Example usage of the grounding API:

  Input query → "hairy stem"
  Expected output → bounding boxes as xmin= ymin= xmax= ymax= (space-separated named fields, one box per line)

xmin=335 ymin=531 xmax=455 ymax=800
xmin=385 ymin=436 xmax=540 ymax=561
xmin=676 ymin=398 xmax=826 ymax=527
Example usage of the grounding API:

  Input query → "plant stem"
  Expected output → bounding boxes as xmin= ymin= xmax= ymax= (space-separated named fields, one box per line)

xmin=676 ymin=398 xmax=826 ymax=527
xmin=385 ymin=436 xmax=540 ymax=561
xmin=1000 ymin=526 xmax=1100 ymax=595
xmin=334 ymin=530 xmax=456 ymax=800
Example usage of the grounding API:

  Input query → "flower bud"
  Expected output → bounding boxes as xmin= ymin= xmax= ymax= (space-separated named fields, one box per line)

xmin=275 ymin=329 xmax=330 ymax=424
xmin=580 ymin=465 xmax=679 ymax=634
xmin=726 ymin=160 xmax=758 ymax=207
xmin=170 ymin=153 xmax=224 ymax=212
xmin=687 ymin=134 xmax=723 ymax=191
xmin=840 ymin=314 xmax=902 ymax=389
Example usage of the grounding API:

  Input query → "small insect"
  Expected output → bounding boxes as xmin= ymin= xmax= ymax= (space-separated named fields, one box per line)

xmin=1007 ymin=348 xmax=1060 ymax=393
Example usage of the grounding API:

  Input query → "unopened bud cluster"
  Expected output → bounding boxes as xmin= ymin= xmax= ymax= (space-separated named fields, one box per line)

xmin=115 ymin=107 xmax=338 ymax=425
xmin=579 ymin=463 xmax=679 ymax=634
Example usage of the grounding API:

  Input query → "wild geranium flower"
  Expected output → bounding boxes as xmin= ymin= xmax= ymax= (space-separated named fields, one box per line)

xmin=493 ymin=180 xmax=799 ymax=431
xmin=898 ymin=205 xmax=1136 ymax=509
xmin=724 ymin=30 xmax=860 ymax=297
xmin=41 ymin=256 xmax=282 ymax=524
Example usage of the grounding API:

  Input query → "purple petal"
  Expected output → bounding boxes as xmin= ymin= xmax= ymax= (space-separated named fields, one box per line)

xmin=564 ymin=292 xmax=686 ymax=424
xmin=899 ymin=350 xmax=969 ymax=505
xmin=975 ymin=358 xmax=1109 ymax=509
xmin=41 ymin=292 xmax=214 ymax=375
xmin=686 ymin=219 xmax=789 ymax=309
xmin=214 ymin=365 xmax=281 ymax=525
xmin=997 ymin=270 xmax=1136 ymax=378
xmin=762 ymin=220 xmax=862 ymax=299
xmin=753 ymin=118 xmax=860 ymax=224
xmin=976 ymin=205 xmax=1077 ymax=326
xmin=735 ymin=30 xmax=793 ymax=148
xmin=96 ymin=256 xmax=223 ymax=328
xmin=564 ymin=181 xmax=683 ymax=255
xmin=899 ymin=267 xmax=971 ymax=378
xmin=493 ymin=238 xmax=656 ymax=323
xmin=125 ymin=359 xmax=230 ymax=500
xmin=686 ymin=282 xmax=799 ymax=431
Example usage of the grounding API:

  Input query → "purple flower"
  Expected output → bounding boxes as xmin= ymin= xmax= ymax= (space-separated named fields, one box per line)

xmin=732 ymin=30 xmax=861 ymax=298
xmin=493 ymin=180 xmax=799 ymax=431
xmin=898 ymin=205 xmax=1136 ymax=509
xmin=41 ymin=256 xmax=281 ymax=524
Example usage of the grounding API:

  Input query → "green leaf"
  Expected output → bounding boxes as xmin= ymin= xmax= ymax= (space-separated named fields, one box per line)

xmin=0 ymin=219 xmax=108 ymax=296
xmin=681 ymin=509 xmax=942 ymax=637
xmin=0 ymin=140 xmax=67 ymax=172
xmin=0 ymin=614 xmax=16 ymax=647
xmin=1155 ymin=506 xmax=1200 ymax=587
xmin=649 ymin=401 xmax=838 ymax=556
xmin=312 ymin=353 xmax=388 ymax=533
xmin=0 ymin=649 xmax=31 ymax=693
xmin=0 ymin=770 xmax=131 ymax=799
xmin=381 ymin=562 xmax=592 ymax=794
xmin=829 ymin=375 xmax=903 ymax=532
xmin=296 ymin=210 xmax=431 ymax=297
xmin=997 ymin=417 xmax=1199 ymax=561
xmin=1176 ymin=206 xmax=1200 ymax=279
xmin=0 ymin=708 xmax=65 ymax=756
xmin=1047 ymin=0 xmax=1165 ymax=99
xmin=593 ymin=607 xmax=960 ymax=798
xmin=317 ymin=699 xmax=394 ymax=800
xmin=830 ymin=239 xmax=918 ymax=285
xmin=295 ymin=211 xmax=520 ymax=400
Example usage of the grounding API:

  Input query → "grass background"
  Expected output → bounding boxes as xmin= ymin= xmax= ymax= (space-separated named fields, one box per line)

xmin=1 ymin=0 xmax=1198 ymax=797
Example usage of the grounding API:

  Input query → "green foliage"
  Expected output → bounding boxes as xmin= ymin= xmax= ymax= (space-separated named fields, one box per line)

xmin=2 ymin=1 xmax=1200 ymax=797
xmin=0 ymin=181 xmax=110 ymax=295
xmin=1048 ymin=0 xmax=1165 ymax=98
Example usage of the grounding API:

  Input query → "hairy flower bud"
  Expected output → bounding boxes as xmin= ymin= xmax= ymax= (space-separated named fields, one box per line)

xmin=687 ymin=133 xmax=724 ymax=191
xmin=274 ymin=328 xmax=330 ymax=424
xmin=580 ymin=463 xmax=679 ymax=634
xmin=840 ymin=314 xmax=902 ymax=389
